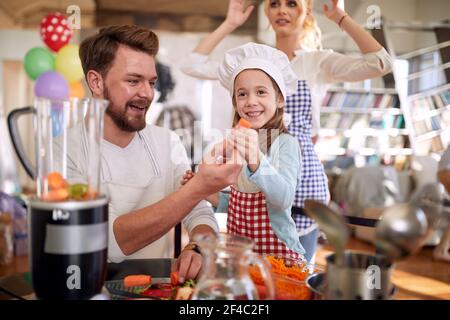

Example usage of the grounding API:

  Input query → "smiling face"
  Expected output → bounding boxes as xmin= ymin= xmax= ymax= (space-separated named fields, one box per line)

xmin=265 ymin=0 xmax=307 ymax=37
xmin=233 ymin=69 xmax=284 ymax=129
xmin=102 ymin=45 xmax=158 ymax=132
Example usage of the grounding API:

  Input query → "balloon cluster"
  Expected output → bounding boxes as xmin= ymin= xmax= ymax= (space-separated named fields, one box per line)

xmin=24 ymin=12 xmax=85 ymax=100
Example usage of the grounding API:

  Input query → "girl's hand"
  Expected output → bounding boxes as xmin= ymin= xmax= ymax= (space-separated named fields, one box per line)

xmin=230 ymin=128 xmax=260 ymax=172
xmin=181 ymin=170 xmax=195 ymax=186
xmin=224 ymin=0 xmax=255 ymax=29
xmin=323 ymin=0 xmax=347 ymax=24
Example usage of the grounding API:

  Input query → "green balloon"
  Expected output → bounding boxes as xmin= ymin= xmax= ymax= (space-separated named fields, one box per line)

xmin=24 ymin=47 xmax=55 ymax=80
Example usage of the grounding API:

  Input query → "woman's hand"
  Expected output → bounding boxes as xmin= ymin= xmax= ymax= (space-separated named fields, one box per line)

xmin=230 ymin=128 xmax=261 ymax=172
xmin=224 ymin=0 xmax=255 ymax=29
xmin=323 ymin=0 xmax=347 ymax=24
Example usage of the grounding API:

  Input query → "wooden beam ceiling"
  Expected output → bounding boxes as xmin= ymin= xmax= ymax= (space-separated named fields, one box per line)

xmin=95 ymin=0 xmax=260 ymax=35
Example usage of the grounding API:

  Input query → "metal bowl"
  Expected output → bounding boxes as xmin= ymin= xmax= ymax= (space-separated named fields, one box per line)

xmin=306 ymin=272 xmax=397 ymax=300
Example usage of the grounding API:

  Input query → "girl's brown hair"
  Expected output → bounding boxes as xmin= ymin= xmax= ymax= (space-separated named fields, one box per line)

xmin=79 ymin=25 xmax=159 ymax=81
xmin=232 ymin=70 xmax=289 ymax=152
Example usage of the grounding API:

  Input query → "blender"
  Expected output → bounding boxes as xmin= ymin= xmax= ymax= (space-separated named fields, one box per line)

xmin=7 ymin=97 xmax=109 ymax=299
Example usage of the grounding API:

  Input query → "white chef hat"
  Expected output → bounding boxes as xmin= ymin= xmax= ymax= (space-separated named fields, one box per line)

xmin=218 ymin=42 xmax=298 ymax=101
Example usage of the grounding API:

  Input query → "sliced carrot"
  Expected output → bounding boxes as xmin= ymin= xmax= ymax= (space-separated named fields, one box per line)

xmin=255 ymin=284 xmax=267 ymax=299
xmin=123 ymin=275 xmax=152 ymax=288
xmin=42 ymin=188 xmax=69 ymax=202
xmin=170 ymin=271 xmax=179 ymax=286
xmin=236 ymin=118 xmax=252 ymax=129
xmin=47 ymin=172 xmax=67 ymax=190
xmin=83 ymin=187 xmax=98 ymax=200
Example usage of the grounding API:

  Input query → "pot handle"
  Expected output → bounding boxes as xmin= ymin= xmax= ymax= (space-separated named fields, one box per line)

xmin=7 ymin=106 xmax=36 ymax=179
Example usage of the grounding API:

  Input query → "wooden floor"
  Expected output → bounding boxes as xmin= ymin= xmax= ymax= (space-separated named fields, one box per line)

xmin=315 ymin=238 xmax=450 ymax=300
xmin=1 ymin=238 xmax=449 ymax=300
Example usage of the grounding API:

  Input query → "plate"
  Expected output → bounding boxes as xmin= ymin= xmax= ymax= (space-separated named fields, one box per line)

xmin=105 ymin=277 xmax=172 ymax=300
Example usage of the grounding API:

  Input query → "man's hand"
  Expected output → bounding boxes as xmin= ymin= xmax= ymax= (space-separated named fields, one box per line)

xmin=192 ymin=141 xmax=242 ymax=195
xmin=175 ymin=249 xmax=203 ymax=284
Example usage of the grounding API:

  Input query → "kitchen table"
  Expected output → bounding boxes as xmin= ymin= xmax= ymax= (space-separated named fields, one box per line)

xmin=0 ymin=259 xmax=173 ymax=300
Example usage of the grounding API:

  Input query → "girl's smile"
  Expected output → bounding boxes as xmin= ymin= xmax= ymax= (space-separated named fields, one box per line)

xmin=234 ymin=69 xmax=283 ymax=129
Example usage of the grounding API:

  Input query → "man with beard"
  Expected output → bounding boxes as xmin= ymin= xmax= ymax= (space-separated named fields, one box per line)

xmin=70 ymin=25 xmax=241 ymax=283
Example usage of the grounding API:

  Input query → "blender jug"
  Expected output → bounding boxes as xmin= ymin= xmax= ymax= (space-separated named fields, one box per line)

xmin=8 ymin=97 xmax=109 ymax=300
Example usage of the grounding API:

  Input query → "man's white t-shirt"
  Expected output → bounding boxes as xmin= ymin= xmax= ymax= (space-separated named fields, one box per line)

xmin=56 ymin=123 xmax=218 ymax=262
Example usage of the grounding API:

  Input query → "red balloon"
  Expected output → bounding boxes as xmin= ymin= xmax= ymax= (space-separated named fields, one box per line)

xmin=40 ymin=12 xmax=73 ymax=52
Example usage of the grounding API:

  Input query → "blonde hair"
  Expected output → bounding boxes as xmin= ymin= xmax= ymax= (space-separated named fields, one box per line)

xmin=265 ymin=0 xmax=322 ymax=50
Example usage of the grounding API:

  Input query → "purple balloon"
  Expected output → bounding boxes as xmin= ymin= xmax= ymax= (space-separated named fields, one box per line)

xmin=34 ymin=71 xmax=69 ymax=99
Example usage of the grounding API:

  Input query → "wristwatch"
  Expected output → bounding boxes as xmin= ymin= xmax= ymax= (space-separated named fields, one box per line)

xmin=183 ymin=242 xmax=201 ymax=254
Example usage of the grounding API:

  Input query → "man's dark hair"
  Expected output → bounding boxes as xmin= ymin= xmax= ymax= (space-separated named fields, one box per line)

xmin=79 ymin=25 xmax=159 ymax=80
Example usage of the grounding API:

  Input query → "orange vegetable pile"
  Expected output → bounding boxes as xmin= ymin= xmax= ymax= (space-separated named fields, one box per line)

xmin=42 ymin=171 xmax=97 ymax=202
xmin=249 ymin=256 xmax=311 ymax=300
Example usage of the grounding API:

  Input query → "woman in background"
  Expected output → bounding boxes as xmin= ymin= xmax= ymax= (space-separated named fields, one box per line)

xmin=180 ymin=0 xmax=393 ymax=262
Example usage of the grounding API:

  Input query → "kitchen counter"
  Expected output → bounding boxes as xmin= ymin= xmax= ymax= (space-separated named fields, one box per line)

xmin=1 ymin=238 xmax=449 ymax=300
xmin=316 ymin=238 xmax=450 ymax=300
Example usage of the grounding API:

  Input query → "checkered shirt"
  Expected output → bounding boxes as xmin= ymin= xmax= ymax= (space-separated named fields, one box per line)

xmin=226 ymin=187 xmax=301 ymax=261
xmin=156 ymin=106 xmax=196 ymax=164
xmin=286 ymin=80 xmax=330 ymax=231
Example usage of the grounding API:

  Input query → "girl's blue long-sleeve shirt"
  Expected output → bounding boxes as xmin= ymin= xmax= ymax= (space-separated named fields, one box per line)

xmin=216 ymin=133 xmax=305 ymax=255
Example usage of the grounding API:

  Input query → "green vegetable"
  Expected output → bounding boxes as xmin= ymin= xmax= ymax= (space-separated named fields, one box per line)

xmin=182 ymin=279 xmax=195 ymax=288
xmin=68 ymin=183 xmax=88 ymax=199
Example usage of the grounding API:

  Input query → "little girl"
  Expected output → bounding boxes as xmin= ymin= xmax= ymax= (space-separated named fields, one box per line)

xmin=183 ymin=42 xmax=305 ymax=260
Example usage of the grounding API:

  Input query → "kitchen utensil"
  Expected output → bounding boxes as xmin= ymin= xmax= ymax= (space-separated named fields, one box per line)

xmin=306 ymin=269 xmax=397 ymax=300
xmin=8 ymin=97 xmax=109 ymax=300
xmin=410 ymin=183 xmax=449 ymax=229
xmin=304 ymin=200 xmax=349 ymax=266
xmin=324 ymin=251 xmax=393 ymax=300
xmin=106 ymin=287 xmax=160 ymax=300
xmin=105 ymin=279 xmax=170 ymax=300
xmin=375 ymin=203 xmax=430 ymax=261
xmin=191 ymin=233 xmax=275 ymax=300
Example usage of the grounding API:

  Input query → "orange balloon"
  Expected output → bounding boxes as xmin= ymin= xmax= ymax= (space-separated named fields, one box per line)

xmin=69 ymin=81 xmax=85 ymax=98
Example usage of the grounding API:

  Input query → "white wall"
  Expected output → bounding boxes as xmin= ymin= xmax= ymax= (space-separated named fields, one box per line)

xmin=0 ymin=30 xmax=43 ymax=189
xmin=153 ymin=30 xmax=253 ymax=136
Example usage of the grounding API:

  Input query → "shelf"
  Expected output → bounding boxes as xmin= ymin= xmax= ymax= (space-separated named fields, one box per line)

xmin=319 ymin=128 xmax=409 ymax=137
xmin=415 ymin=128 xmax=449 ymax=142
xmin=383 ymin=148 xmax=414 ymax=156
xmin=408 ymin=83 xmax=450 ymax=101
xmin=385 ymin=20 xmax=450 ymax=32
xmin=406 ymin=62 xmax=450 ymax=81
xmin=321 ymin=107 xmax=403 ymax=115
xmin=315 ymin=147 xmax=346 ymax=156
xmin=315 ymin=147 xmax=413 ymax=156
xmin=326 ymin=87 xmax=398 ymax=95
xmin=397 ymin=40 xmax=450 ymax=59
xmin=412 ymin=105 xmax=450 ymax=122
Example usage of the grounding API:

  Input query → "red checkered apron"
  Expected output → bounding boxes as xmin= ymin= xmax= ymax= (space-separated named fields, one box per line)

xmin=227 ymin=186 xmax=301 ymax=260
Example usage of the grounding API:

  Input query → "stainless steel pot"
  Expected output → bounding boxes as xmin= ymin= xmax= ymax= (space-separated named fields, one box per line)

xmin=325 ymin=251 xmax=393 ymax=300
xmin=306 ymin=270 xmax=397 ymax=300
xmin=306 ymin=250 xmax=395 ymax=300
